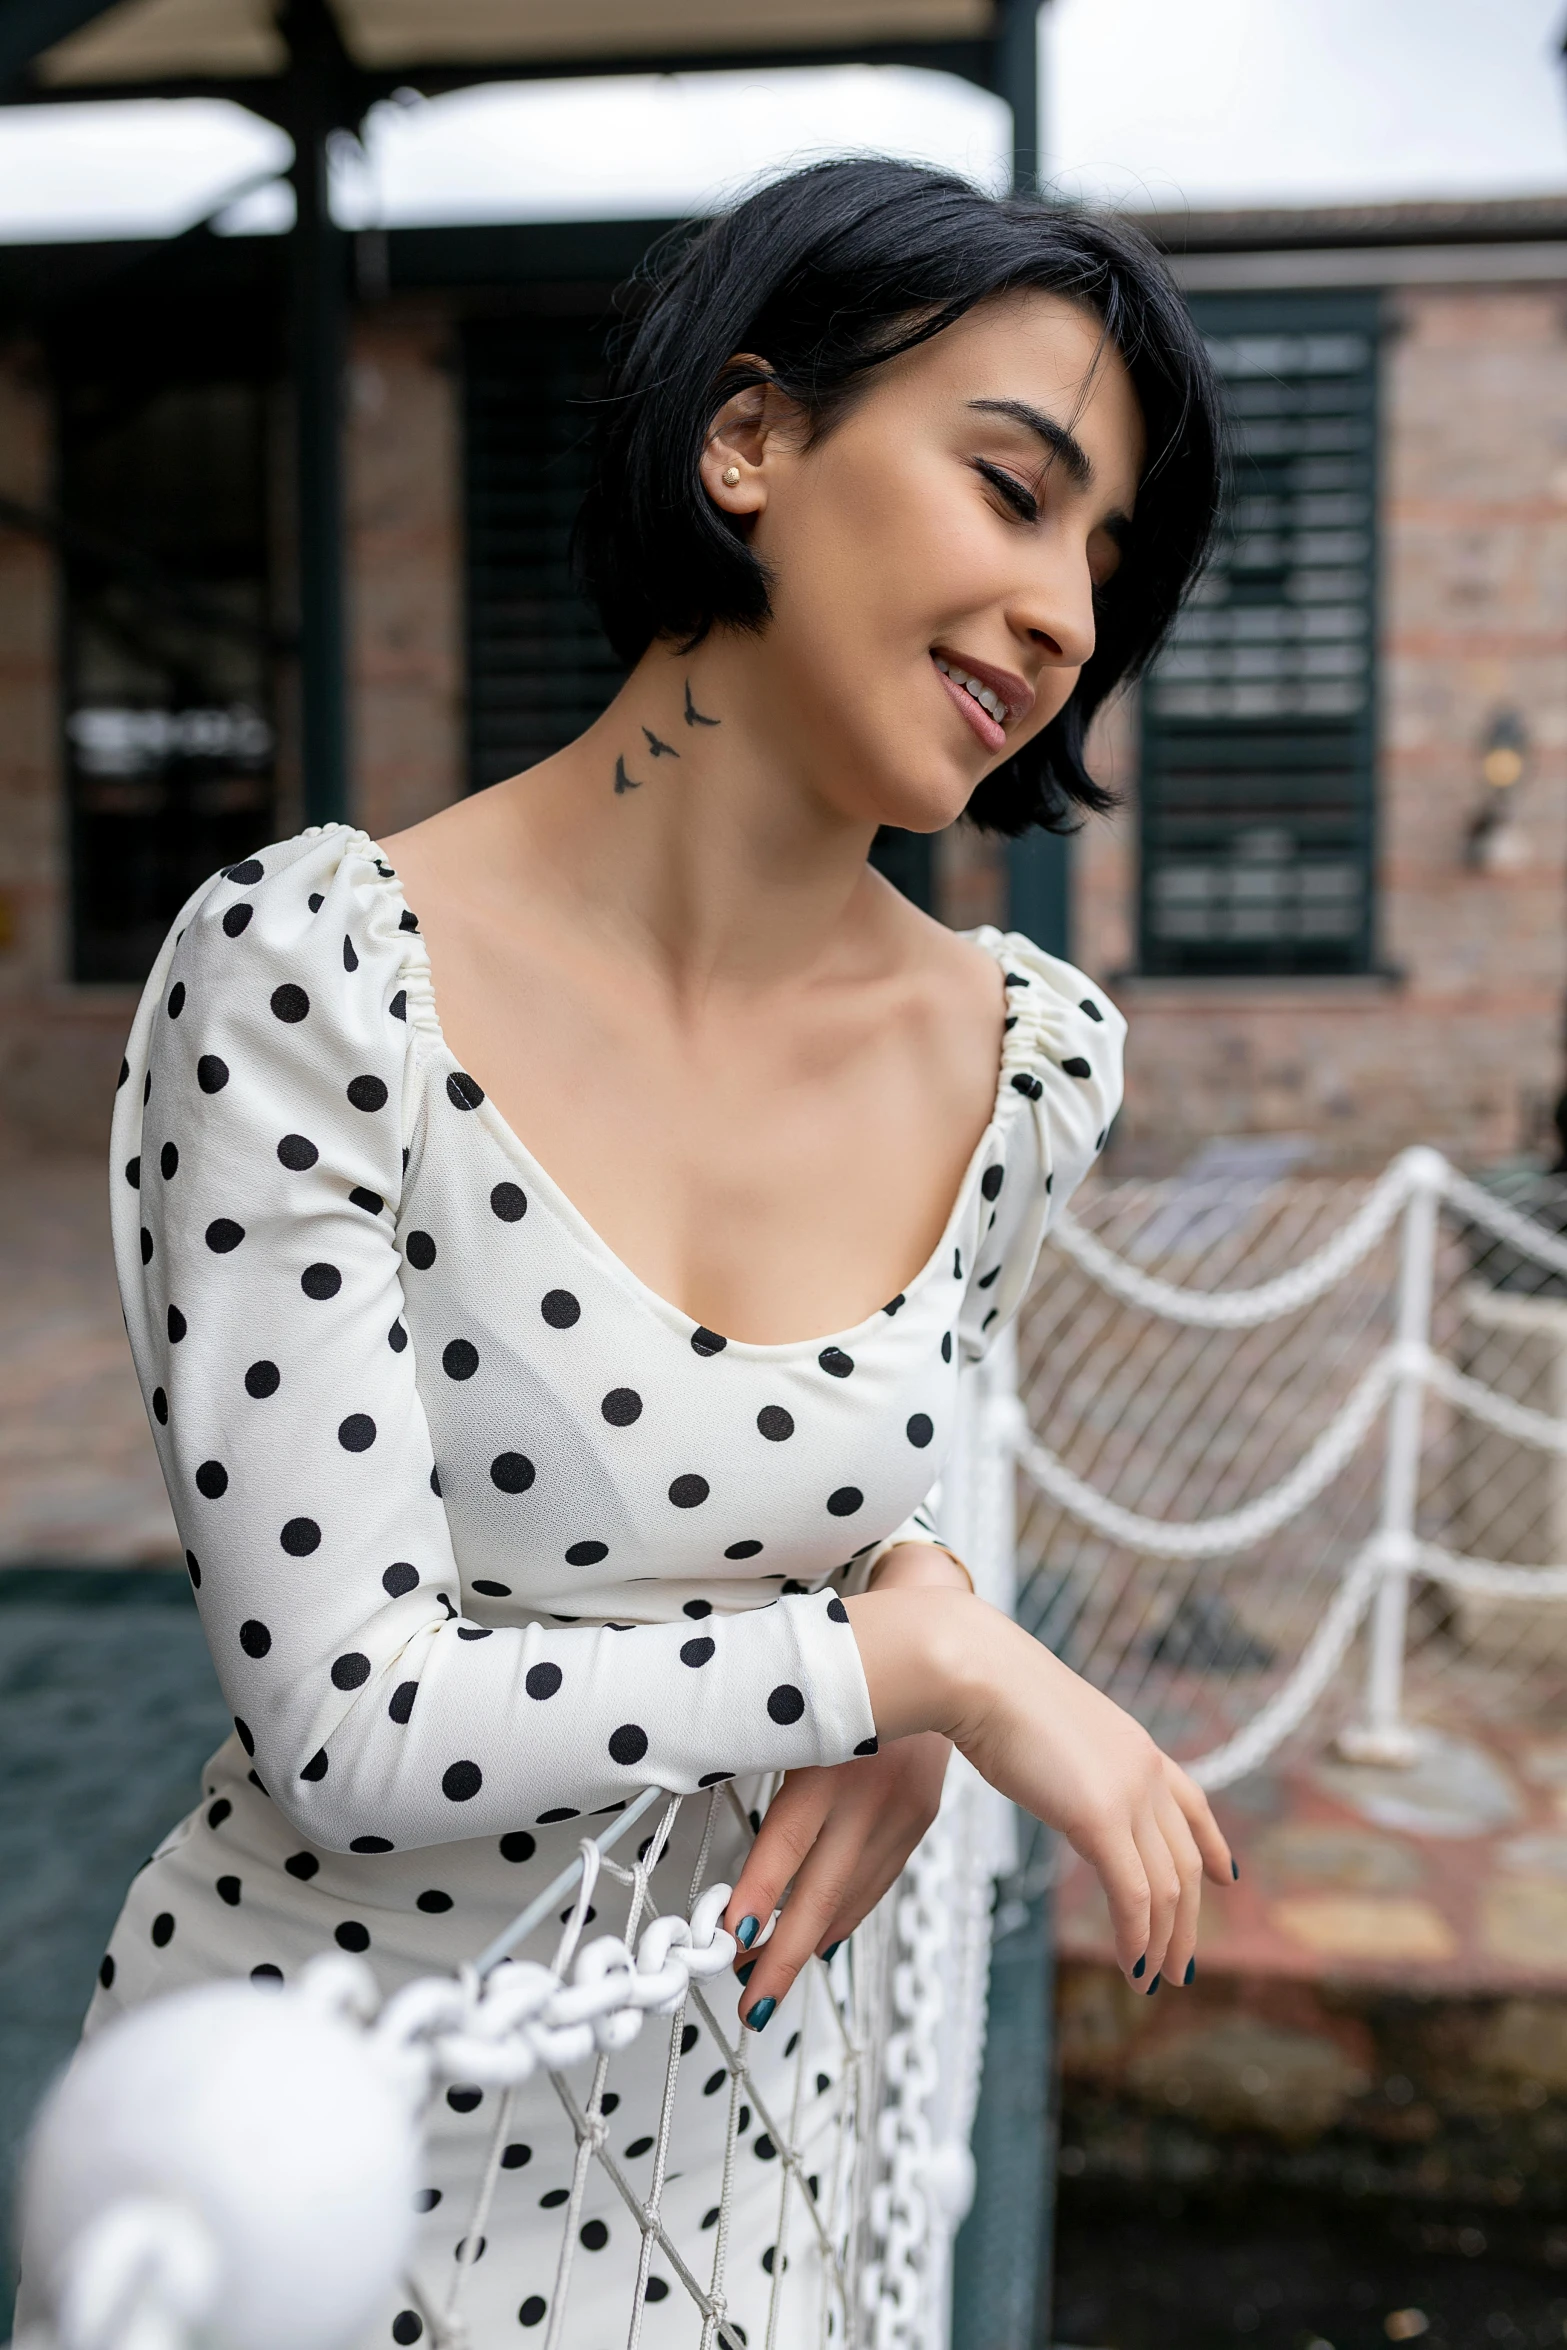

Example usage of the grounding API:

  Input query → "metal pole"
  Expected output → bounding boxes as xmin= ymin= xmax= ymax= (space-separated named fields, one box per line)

xmin=287 ymin=16 xmax=350 ymax=826
xmin=1340 ymin=1147 xmax=1442 ymax=1765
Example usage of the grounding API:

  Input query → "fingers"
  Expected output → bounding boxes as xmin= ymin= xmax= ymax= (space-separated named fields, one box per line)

xmin=1163 ymin=1756 xmax=1237 ymax=1885
xmin=1149 ymin=1784 xmax=1204 ymax=1992
xmin=722 ymin=1770 xmax=832 ymax=1970
xmin=732 ymin=1818 xmax=863 ymax=2025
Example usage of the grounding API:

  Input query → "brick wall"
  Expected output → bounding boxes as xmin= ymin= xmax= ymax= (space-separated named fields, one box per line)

xmin=1072 ymin=280 xmax=1567 ymax=1176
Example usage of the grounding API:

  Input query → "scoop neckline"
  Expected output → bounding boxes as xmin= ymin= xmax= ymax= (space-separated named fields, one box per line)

xmin=347 ymin=825 xmax=1024 ymax=1361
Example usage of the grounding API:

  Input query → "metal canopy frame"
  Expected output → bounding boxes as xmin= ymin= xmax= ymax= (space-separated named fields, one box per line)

xmin=0 ymin=0 xmax=1039 ymax=839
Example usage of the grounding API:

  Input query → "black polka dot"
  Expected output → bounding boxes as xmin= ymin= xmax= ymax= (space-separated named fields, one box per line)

xmin=300 ymin=1749 xmax=329 ymax=1780
xmin=609 ymin=1724 xmax=648 ymax=1766
xmin=347 ymin=1074 xmax=388 ymax=1113
xmin=884 ymin=1292 xmax=907 ymax=1315
xmin=389 ymin=1319 xmax=408 ymax=1352
xmin=335 ymin=1921 xmax=371 ymax=1953
xmin=195 ymin=1459 xmax=228 ymax=1499
xmin=941 ymin=1331 xmax=953 ymax=1363
xmin=854 ymin=1736 xmax=880 ymax=1757
xmin=281 ymin=1516 xmax=320 ymax=1556
xmin=160 ymin=1310 xmax=184 ymax=1354
xmin=239 ymin=1619 xmax=271 ymax=1658
xmin=541 ymin=1289 xmax=580 ymax=1329
xmin=698 ymin=1770 xmax=733 ymax=1787
xmin=444 ymin=1069 xmax=484 ymax=1113
xmin=767 ymin=1683 xmax=805 ymax=1725
xmin=99 ymin=1953 xmax=115 ymax=1987
xmin=580 ymin=2220 xmax=609 ymax=2252
xmin=244 ymin=1359 xmax=280 ymax=1399
xmin=351 ymin=1836 xmax=394 ymax=1854
xmin=207 ymin=1798 xmax=231 ymax=1828
xmin=124 ymin=1156 xmax=140 ymax=1189
xmin=389 ymin=989 xmax=407 ymax=1021
xmin=446 ymin=2085 xmax=482 ymax=2114
xmin=1062 ymin=1055 xmax=1093 ymax=1080
xmin=413 ymin=2188 xmax=441 ymax=2213
xmin=400 ymin=907 xmax=419 ymax=933
xmin=524 ymin=1662 xmax=563 ymax=1702
xmin=826 ymin=1486 xmax=863 ymax=1517
xmin=500 ymin=1831 xmax=536 ymax=1863
xmin=227 ymin=858 xmax=263 ymax=884
xmin=197 ymin=1053 xmax=229 ymax=1094
xmin=906 ymin=1413 xmax=934 ymax=1448
xmin=981 ymin=1163 xmax=1005 ymax=1200
xmin=519 ymin=2297 xmax=546 ymax=2327
xmin=338 ymin=1412 xmax=376 ymax=1452
xmin=827 ymin=1597 xmax=850 ymax=1624
xmin=691 ymin=1327 xmax=727 ymax=1356
xmin=389 ymin=1682 xmax=417 ymax=1723
xmin=1012 ymin=1072 xmax=1043 ymax=1100
xmin=669 ymin=1474 xmax=709 ymax=1509
xmin=216 ymin=1875 xmax=241 ymax=1906
xmin=302 ymin=1263 xmax=341 ymax=1300
xmin=538 ymin=1807 xmax=578 ymax=1824
xmin=565 ymin=1540 xmax=608 ymax=1566
xmin=417 ymin=1888 xmax=453 ymax=1913
xmin=151 ymin=1912 xmax=175 ymax=1947
xmin=383 ymin=1561 xmax=418 ymax=1597
xmin=234 ymin=1717 xmax=255 ymax=1755
xmin=430 ymin=1466 xmax=442 ymax=1497
xmin=117 ymin=1057 xmax=129 ymax=1090
xmin=601 ymin=1387 xmax=641 ymax=1426
xmin=681 ymin=1637 xmax=715 ymax=1668
xmin=491 ymin=1452 xmax=536 ymax=1494
xmin=819 ymin=1347 xmax=854 ymax=1378
xmin=332 ymin=1652 xmax=371 ymax=1690
xmin=140 ymin=1226 xmax=154 ymax=1265
xmin=270 ymin=984 xmax=309 ymax=1024
xmin=307 ymin=892 xmax=324 ymax=912
xmin=222 ymin=902 xmax=252 ymax=939
xmin=443 ymin=1760 xmax=482 ymax=1802
xmin=343 ymin=936 xmax=359 ymax=974
xmin=442 ymin=1338 xmax=478 ymax=1381
xmin=284 ymin=1851 xmax=318 ymax=1881
xmin=757 ymin=1406 xmax=794 ymax=1441
xmin=350 ymin=1186 xmax=384 ymax=1215
xmin=152 ymin=1386 xmax=168 ymax=1424
xmin=645 ymin=2275 xmax=669 ymax=2300
xmin=405 ymin=1232 xmax=436 ymax=1272
xmin=159 ymin=1140 xmax=178 ymax=1181
xmin=472 ymin=1578 xmax=511 ymax=1597
xmin=1080 ymin=996 xmax=1104 ymax=1022
xmin=277 ymin=1133 xmax=318 ymax=1171
xmin=724 ymin=1540 xmax=763 ymax=1560
xmin=490 ymin=1180 xmax=527 ymax=1221
xmin=392 ymin=2313 xmax=423 ymax=2345
xmin=185 ymin=1550 xmax=201 ymax=1587
xmin=167 ymin=981 xmax=185 ymax=1019
xmin=203 ymin=1218 xmax=243 ymax=1255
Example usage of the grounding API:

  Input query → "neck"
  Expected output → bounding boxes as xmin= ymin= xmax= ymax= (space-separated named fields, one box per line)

xmin=494 ymin=634 xmax=887 ymax=1002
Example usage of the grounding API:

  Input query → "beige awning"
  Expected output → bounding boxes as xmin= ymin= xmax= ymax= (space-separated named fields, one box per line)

xmin=37 ymin=0 xmax=996 ymax=86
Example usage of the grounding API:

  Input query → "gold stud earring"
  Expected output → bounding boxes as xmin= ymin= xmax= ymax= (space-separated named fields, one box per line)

xmin=721 ymin=466 xmax=741 ymax=486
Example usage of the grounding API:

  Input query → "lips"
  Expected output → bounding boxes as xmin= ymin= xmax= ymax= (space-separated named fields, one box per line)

xmin=930 ymin=649 xmax=1033 ymax=757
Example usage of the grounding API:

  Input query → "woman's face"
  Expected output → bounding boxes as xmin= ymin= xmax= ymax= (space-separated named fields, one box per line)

xmin=701 ymin=290 xmax=1145 ymax=835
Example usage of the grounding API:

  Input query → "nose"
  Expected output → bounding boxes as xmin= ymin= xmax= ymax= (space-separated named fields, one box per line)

xmin=1011 ymin=535 xmax=1098 ymax=675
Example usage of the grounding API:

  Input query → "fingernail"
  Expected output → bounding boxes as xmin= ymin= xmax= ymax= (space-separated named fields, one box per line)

xmin=745 ymin=1996 xmax=776 ymax=2033
xmin=736 ymin=1960 xmax=756 ymax=1986
xmin=735 ymin=1916 xmax=760 ymax=1949
xmin=1131 ymin=1954 xmax=1146 ymax=1980
xmin=1183 ymin=1958 xmax=1196 ymax=1986
xmin=822 ymin=1942 xmax=843 ymax=1964
xmin=1147 ymin=1973 xmax=1161 ymax=1996
xmin=1231 ymin=1857 xmax=1240 ymax=1882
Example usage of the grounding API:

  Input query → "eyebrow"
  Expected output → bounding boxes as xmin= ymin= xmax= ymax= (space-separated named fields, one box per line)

xmin=967 ymin=397 xmax=1094 ymax=490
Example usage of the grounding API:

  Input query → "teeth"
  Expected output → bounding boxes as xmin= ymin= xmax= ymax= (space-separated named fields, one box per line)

xmin=934 ymin=656 xmax=1006 ymax=725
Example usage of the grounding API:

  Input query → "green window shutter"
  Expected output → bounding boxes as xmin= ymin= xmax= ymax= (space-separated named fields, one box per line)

xmin=1139 ymin=291 xmax=1380 ymax=977
xmin=463 ymin=314 xmax=625 ymax=792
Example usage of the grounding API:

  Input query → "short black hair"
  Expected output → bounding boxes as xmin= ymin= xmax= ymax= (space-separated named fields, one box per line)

xmin=575 ymin=157 xmax=1225 ymax=836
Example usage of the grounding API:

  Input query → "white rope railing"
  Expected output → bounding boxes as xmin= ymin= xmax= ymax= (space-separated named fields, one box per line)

xmin=1015 ymin=1144 xmax=1567 ymax=1783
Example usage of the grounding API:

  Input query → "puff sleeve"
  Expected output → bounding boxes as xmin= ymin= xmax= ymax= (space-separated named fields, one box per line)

xmin=110 ymin=828 xmax=877 ymax=1854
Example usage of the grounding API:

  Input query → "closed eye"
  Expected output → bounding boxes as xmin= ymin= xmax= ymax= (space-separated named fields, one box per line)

xmin=973 ymin=458 xmax=1038 ymax=524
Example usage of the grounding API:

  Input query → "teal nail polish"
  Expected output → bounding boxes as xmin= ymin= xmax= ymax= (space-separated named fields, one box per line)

xmin=1147 ymin=1973 xmax=1161 ymax=1995
xmin=1131 ymin=1954 xmax=1146 ymax=1980
xmin=822 ymin=1942 xmax=843 ymax=1964
xmin=735 ymin=1916 xmax=760 ymax=1949
xmin=745 ymin=1996 xmax=776 ymax=2033
xmin=736 ymin=1960 xmax=756 ymax=1986
xmin=1231 ymin=1857 xmax=1240 ymax=1882
xmin=1183 ymin=1958 xmax=1195 ymax=1986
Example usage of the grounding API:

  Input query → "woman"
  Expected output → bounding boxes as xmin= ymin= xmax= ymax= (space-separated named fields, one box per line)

xmin=71 ymin=160 xmax=1233 ymax=2345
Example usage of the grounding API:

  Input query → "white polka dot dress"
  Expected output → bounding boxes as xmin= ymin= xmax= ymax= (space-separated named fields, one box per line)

xmin=78 ymin=824 xmax=1123 ymax=2346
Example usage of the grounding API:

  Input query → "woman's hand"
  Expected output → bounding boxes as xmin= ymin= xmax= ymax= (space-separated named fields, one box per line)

xmin=838 ymin=1584 xmax=1234 ymax=2001
xmin=721 ymin=1542 xmax=966 ymax=2026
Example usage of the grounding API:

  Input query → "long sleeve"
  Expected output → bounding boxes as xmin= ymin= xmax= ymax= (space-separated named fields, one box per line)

xmin=110 ymin=829 xmax=876 ymax=1855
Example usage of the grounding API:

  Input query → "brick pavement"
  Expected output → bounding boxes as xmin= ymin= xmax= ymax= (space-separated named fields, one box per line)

xmin=0 ymin=1149 xmax=177 ymax=1564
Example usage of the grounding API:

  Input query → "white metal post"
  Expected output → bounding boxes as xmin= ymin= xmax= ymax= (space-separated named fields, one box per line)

xmin=1339 ymin=1146 xmax=1443 ymax=1764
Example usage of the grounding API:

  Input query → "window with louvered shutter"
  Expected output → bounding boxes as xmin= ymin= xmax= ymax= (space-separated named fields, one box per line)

xmin=1138 ymin=291 xmax=1380 ymax=977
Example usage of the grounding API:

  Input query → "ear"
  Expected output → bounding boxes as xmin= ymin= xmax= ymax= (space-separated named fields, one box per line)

xmin=699 ymin=360 xmax=802 ymax=519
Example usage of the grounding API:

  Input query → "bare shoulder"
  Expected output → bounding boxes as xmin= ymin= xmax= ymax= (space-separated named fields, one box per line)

xmin=851 ymin=865 xmax=1006 ymax=1114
